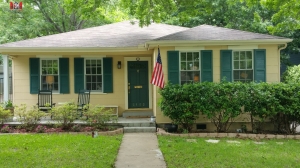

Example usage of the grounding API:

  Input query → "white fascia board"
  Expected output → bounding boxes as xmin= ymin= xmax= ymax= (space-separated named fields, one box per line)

xmin=0 ymin=47 xmax=148 ymax=54
xmin=146 ymin=39 xmax=293 ymax=48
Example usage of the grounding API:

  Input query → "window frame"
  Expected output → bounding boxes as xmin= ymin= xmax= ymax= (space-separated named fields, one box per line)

xmin=84 ymin=58 xmax=104 ymax=92
xmin=232 ymin=50 xmax=254 ymax=82
xmin=179 ymin=51 xmax=201 ymax=85
xmin=40 ymin=58 xmax=59 ymax=92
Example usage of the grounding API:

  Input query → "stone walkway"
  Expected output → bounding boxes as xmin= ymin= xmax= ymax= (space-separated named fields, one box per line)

xmin=115 ymin=133 xmax=166 ymax=168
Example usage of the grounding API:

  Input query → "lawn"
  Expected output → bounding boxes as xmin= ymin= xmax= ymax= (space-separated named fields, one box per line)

xmin=0 ymin=134 xmax=123 ymax=168
xmin=158 ymin=136 xmax=300 ymax=168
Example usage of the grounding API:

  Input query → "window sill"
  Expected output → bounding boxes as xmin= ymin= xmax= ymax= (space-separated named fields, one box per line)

xmin=90 ymin=92 xmax=107 ymax=95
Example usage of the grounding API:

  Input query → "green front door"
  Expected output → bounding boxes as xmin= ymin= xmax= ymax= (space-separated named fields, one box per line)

xmin=128 ymin=61 xmax=149 ymax=108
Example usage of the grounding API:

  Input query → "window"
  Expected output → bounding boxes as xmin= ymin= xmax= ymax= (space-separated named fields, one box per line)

xmin=233 ymin=51 xmax=253 ymax=82
xmin=85 ymin=59 xmax=102 ymax=91
xmin=41 ymin=59 xmax=59 ymax=91
xmin=180 ymin=52 xmax=200 ymax=84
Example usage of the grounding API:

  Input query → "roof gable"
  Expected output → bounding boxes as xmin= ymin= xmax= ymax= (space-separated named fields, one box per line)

xmin=154 ymin=25 xmax=286 ymax=41
xmin=0 ymin=21 xmax=189 ymax=48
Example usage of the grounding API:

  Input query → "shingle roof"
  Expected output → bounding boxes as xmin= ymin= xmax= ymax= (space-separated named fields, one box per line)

xmin=0 ymin=22 xmax=291 ymax=49
xmin=0 ymin=21 xmax=189 ymax=48
xmin=154 ymin=25 xmax=286 ymax=41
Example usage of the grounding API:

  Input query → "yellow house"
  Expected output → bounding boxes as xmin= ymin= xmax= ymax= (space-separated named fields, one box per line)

xmin=0 ymin=21 xmax=292 ymax=127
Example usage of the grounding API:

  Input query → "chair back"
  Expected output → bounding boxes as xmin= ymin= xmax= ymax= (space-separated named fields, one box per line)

xmin=38 ymin=90 xmax=53 ymax=108
xmin=77 ymin=89 xmax=91 ymax=107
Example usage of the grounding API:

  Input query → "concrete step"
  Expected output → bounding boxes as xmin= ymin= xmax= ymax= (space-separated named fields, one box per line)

xmin=124 ymin=127 xmax=157 ymax=133
xmin=122 ymin=122 xmax=156 ymax=127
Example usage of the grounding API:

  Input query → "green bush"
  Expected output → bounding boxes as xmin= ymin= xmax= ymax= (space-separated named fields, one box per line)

xmin=194 ymin=81 xmax=246 ymax=132
xmin=14 ymin=104 xmax=47 ymax=131
xmin=0 ymin=106 xmax=12 ymax=125
xmin=51 ymin=102 xmax=77 ymax=129
xmin=159 ymin=83 xmax=200 ymax=132
xmin=85 ymin=105 xmax=118 ymax=129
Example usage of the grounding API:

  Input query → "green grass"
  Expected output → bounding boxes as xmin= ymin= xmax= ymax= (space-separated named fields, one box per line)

xmin=0 ymin=134 xmax=123 ymax=168
xmin=158 ymin=136 xmax=300 ymax=168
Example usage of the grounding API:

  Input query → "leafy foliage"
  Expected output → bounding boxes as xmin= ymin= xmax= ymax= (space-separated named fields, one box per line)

xmin=159 ymin=83 xmax=200 ymax=132
xmin=51 ymin=102 xmax=77 ymax=129
xmin=14 ymin=104 xmax=47 ymax=131
xmin=85 ymin=105 xmax=118 ymax=129
xmin=0 ymin=106 xmax=12 ymax=125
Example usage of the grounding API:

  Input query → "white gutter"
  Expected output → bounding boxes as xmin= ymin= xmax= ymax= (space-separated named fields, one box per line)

xmin=0 ymin=47 xmax=149 ymax=54
xmin=146 ymin=39 xmax=293 ymax=48
xmin=278 ymin=43 xmax=288 ymax=82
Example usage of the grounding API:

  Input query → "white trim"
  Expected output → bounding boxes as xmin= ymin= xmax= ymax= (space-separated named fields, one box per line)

xmin=81 ymin=55 xmax=106 ymax=58
xmin=36 ymin=55 xmax=62 ymax=58
xmin=3 ymin=55 xmax=9 ymax=102
xmin=175 ymin=46 xmax=204 ymax=51
xmin=124 ymin=57 xmax=152 ymax=110
xmin=228 ymin=45 xmax=258 ymax=50
xmin=84 ymin=58 xmax=103 ymax=92
xmin=40 ymin=58 xmax=60 ymax=93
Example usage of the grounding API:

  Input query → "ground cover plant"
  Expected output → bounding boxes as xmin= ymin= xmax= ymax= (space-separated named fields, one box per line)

xmin=158 ymin=136 xmax=300 ymax=168
xmin=0 ymin=134 xmax=123 ymax=168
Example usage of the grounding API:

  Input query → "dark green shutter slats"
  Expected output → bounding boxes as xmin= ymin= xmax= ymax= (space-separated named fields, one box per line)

xmin=103 ymin=57 xmax=113 ymax=93
xmin=74 ymin=58 xmax=84 ymax=93
xmin=254 ymin=49 xmax=266 ymax=82
xmin=167 ymin=51 xmax=179 ymax=84
xmin=59 ymin=58 xmax=69 ymax=93
xmin=29 ymin=58 xmax=40 ymax=94
xmin=201 ymin=50 xmax=213 ymax=82
xmin=220 ymin=50 xmax=232 ymax=82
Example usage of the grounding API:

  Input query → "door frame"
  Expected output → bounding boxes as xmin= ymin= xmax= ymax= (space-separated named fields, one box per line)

xmin=124 ymin=57 xmax=152 ymax=109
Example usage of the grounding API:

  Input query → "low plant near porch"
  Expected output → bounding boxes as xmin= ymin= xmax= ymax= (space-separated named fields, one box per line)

xmin=85 ymin=105 xmax=118 ymax=129
xmin=50 ymin=102 xmax=77 ymax=129
xmin=14 ymin=104 xmax=46 ymax=131
xmin=0 ymin=106 xmax=12 ymax=125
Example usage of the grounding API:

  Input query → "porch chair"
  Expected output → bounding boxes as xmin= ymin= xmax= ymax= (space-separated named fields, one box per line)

xmin=37 ymin=89 xmax=56 ymax=112
xmin=77 ymin=89 xmax=91 ymax=117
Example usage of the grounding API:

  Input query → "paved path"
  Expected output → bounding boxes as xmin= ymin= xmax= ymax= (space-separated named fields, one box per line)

xmin=115 ymin=133 xmax=166 ymax=168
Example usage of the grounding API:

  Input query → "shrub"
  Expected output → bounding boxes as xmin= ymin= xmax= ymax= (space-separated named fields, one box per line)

xmin=14 ymin=104 xmax=47 ymax=131
xmin=282 ymin=64 xmax=300 ymax=83
xmin=35 ymin=125 xmax=47 ymax=133
xmin=244 ymin=82 xmax=278 ymax=133
xmin=159 ymin=83 xmax=200 ymax=132
xmin=194 ymin=81 xmax=246 ymax=132
xmin=71 ymin=124 xmax=82 ymax=132
xmin=51 ymin=102 xmax=77 ymax=129
xmin=0 ymin=124 xmax=12 ymax=133
xmin=0 ymin=106 xmax=12 ymax=125
xmin=85 ymin=105 xmax=118 ymax=129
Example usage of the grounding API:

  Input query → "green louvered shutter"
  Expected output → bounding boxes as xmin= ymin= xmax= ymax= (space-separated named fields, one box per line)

xmin=167 ymin=51 xmax=179 ymax=84
xmin=254 ymin=49 xmax=266 ymax=82
xmin=220 ymin=50 xmax=232 ymax=82
xmin=30 ymin=58 xmax=40 ymax=94
xmin=103 ymin=57 xmax=113 ymax=93
xmin=74 ymin=58 xmax=84 ymax=93
xmin=201 ymin=50 xmax=213 ymax=82
xmin=59 ymin=58 xmax=69 ymax=93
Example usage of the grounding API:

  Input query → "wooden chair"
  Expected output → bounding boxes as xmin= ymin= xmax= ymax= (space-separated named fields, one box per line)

xmin=37 ymin=89 xmax=56 ymax=112
xmin=77 ymin=89 xmax=91 ymax=117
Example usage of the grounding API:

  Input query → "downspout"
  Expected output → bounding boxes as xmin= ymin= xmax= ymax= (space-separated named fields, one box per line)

xmin=278 ymin=43 xmax=287 ymax=82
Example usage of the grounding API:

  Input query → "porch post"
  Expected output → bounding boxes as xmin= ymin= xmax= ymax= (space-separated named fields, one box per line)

xmin=3 ymin=55 xmax=9 ymax=102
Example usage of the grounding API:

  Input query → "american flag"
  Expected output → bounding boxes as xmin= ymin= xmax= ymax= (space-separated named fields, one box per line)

xmin=151 ymin=48 xmax=164 ymax=88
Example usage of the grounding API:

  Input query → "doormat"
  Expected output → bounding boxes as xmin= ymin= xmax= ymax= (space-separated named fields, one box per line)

xmin=126 ymin=116 xmax=151 ymax=118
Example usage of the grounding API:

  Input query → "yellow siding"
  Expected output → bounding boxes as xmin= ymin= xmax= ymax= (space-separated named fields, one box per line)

xmin=13 ymin=53 xmax=152 ymax=116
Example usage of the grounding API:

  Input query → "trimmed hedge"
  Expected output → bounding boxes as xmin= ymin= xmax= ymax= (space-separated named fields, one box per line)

xmin=159 ymin=82 xmax=300 ymax=134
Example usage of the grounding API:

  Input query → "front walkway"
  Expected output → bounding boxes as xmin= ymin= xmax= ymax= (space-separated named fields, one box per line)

xmin=115 ymin=133 xmax=166 ymax=168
